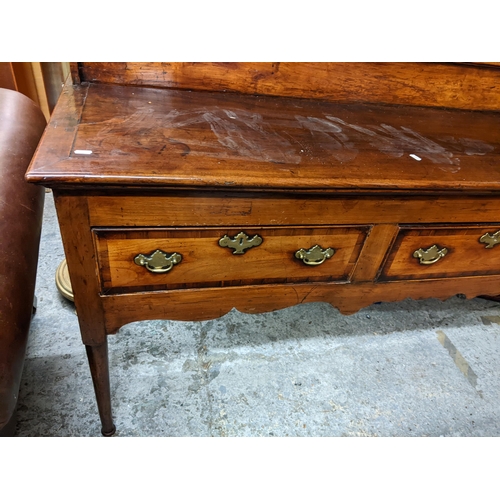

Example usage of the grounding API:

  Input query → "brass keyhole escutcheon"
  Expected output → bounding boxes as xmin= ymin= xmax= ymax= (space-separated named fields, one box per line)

xmin=295 ymin=245 xmax=335 ymax=266
xmin=219 ymin=231 xmax=263 ymax=255
xmin=412 ymin=245 xmax=448 ymax=265
xmin=134 ymin=249 xmax=182 ymax=273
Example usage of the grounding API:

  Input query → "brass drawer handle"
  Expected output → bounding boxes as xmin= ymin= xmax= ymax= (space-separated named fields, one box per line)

xmin=134 ymin=249 xmax=182 ymax=273
xmin=479 ymin=230 xmax=500 ymax=249
xmin=295 ymin=245 xmax=335 ymax=266
xmin=413 ymin=245 xmax=448 ymax=265
xmin=219 ymin=231 xmax=263 ymax=254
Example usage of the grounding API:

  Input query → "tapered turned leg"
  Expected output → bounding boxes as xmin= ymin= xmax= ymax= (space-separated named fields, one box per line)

xmin=85 ymin=340 xmax=116 ymax=436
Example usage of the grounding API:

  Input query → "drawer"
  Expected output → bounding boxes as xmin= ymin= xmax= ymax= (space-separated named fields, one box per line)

xmin=379 ymin=225 xmax=500 ymax=281
xmin=94 ymin=226 xmax=369 ymax=293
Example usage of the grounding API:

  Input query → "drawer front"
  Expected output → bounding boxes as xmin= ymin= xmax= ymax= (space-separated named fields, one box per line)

xmin=380 ymin=225 xmax=500 ymax=281
xmin=95 ymin=226 xmax=369 ymax=293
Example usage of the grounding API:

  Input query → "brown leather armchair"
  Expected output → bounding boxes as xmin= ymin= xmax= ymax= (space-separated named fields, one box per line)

xmin=0 ymin=88 xmax=46 ymax=436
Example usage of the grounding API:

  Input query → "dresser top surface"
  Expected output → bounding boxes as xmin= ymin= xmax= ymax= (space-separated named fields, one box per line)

xmin=26 ymin=81 xmax=500 ymax=192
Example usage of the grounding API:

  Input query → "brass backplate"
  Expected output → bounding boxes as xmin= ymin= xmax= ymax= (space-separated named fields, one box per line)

xmin=295 ymin=245 xmax=335 ymax=266
xmin=219 ymin=231 xmax=263 ymax=254
xmin=480 ymin=230 xmax=500 ymax=249
xmin=134 ymin=249 xmax=182 ymax=273
xmin=413 ymin=245 xmax=448 ymax=265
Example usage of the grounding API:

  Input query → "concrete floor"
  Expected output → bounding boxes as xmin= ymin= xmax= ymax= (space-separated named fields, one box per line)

xmin=14 ymin=191 xmax=500 ymax=436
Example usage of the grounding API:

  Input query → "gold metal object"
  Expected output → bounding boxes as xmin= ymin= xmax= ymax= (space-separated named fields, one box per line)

xmin=479 ymin=230 xmax=500 ymax=249
xmin=55 ymin=258 xmax=74 ymax=302
xmin=295 ymin=245 xmax=335 ymax=266
xmin=413 ymin=245 xmax=448 ymax=265
xmin=134 ymin=249 xmax=182 ymax=273
xmin=218 ymin=231 xmax=263 ymax=255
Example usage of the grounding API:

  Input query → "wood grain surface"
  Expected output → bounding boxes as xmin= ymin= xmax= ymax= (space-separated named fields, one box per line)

xmin=380 ymin=226 xmax=500 ymax=280
xmin=75 ymin=62 xmax=500 ymax=111
xmin=95 ymin=226 xmax=368 ymax=292
xmin=100 ymin=275 xmax=500 ymax=332
xmin=86 ymin=192 xmax=500 ymax=227
xmin=26 ymin=62 xmax=500 ymax=435
xmin=53 ymin=194 xmax=107 ymax=345
xmin=26 ymin=82 xmax=500 ymax=192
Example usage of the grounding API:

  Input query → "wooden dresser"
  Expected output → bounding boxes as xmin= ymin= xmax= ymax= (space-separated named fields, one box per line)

xmin=26 ymin=63 xmax=500 ymax=435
